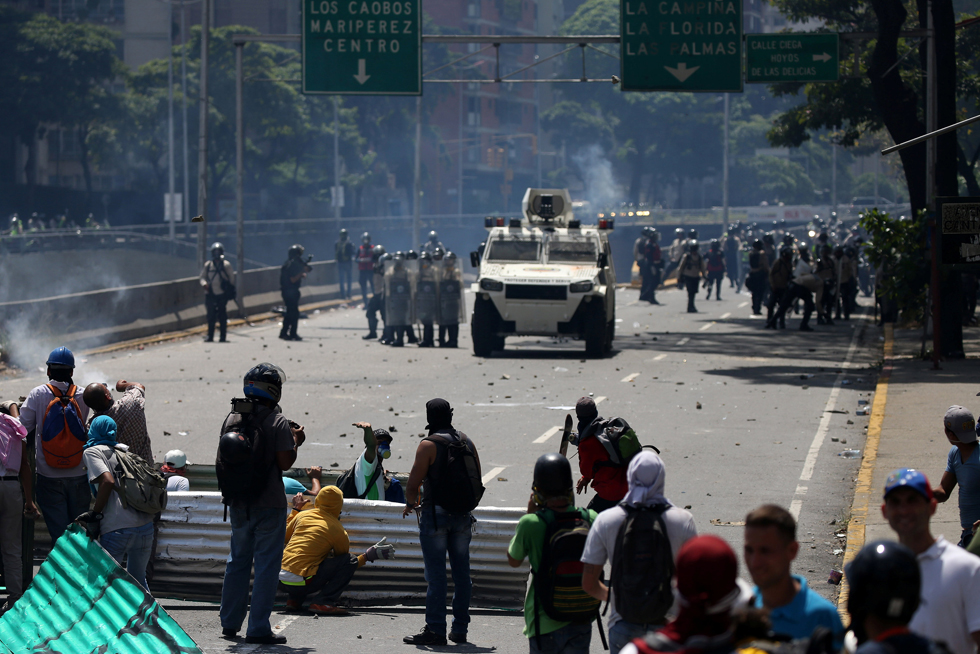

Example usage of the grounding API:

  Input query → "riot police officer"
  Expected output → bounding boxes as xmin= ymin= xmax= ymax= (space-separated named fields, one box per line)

xmin=438 ymin=252 xmax=464 ymax=347
xmin=280 ymin=244 xmax=311 ymax=341
xmin=421 ymin=230 xmax=444 ymax=256
xmin=385 ymin=252 xmax=414 ymax=347
xmin=415 ymin=252 xmax=438 ymax=347
xmin=365 ymin=246 xmax=386 ymax=341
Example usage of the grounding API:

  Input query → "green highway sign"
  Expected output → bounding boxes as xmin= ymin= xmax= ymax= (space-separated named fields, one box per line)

xmin=302 ymin=0 xmax=421 ymax=95
xmin=620 ymin=0 xmax=743 ymax=92
xmin=746 ymin=33 xmax=839 ymax=83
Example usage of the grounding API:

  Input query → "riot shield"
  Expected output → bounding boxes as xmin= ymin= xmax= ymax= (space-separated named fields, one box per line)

xmin=437 ymin=256 xmax=466 ymax=325
xmin=384 ymin=258 xmax=416 ymax=327
xmin=415 ymin=258 xmax=439 ymax=325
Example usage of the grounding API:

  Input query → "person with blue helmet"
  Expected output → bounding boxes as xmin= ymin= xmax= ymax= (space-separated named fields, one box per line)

xmin=17 ymin=347 xmax=90 ymax=547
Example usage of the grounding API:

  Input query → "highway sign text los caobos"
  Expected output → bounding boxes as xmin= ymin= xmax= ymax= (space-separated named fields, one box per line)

xmin=746 ymin=33 xmax=839 ymax=83
xmin=620 ymin=0 xmax=743 ymax=92
xmin=303 ymin=0 xmax=421 ymax=95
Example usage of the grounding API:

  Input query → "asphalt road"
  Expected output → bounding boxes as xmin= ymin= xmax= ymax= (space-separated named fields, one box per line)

xmin=0 ymin=281 xmax=880 ymax=653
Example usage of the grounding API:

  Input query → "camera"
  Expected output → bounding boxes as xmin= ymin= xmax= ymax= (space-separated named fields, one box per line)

xmin=231 ymin=397 xmax=256 ymax=414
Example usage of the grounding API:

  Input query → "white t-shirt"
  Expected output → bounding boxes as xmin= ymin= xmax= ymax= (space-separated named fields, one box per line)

xmin=82 ymin=445 xmax=154 ymax=535
xmin=580 ymin=503 xmax=697 ymax=628
xmin=165 ymin=475 xmax=189 ymax=492
xmin=909 ymin=537 xmax=980 ymax=654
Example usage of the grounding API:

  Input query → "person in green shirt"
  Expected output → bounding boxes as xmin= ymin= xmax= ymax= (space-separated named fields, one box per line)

xmin=350 ymin=421 xmax=405 ymax=503
xmin=508 ymin=453 xmax=597 ymax=654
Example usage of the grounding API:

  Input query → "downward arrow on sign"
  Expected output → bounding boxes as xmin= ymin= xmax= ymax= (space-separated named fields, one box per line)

xmin=664 ymin=62 xmax=700 ymax=82
xmin=812 ymin=52 xmax=832 ymax=62
xmin=353 ymin=59 xmax=371 ymax=85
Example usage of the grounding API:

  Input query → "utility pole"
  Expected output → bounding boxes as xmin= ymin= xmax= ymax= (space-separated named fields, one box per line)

xmin=235 ymin=41 xmax=244 ymax=310
xmin=413 ymin=95 xmax=422 ymax=249
xmin=181 ymin=0 xmax=191 ymax=239
xmin=167 ymin=0 xmax=175 ymax=243
xmin=831 ymin=142 xmax=837 ymax=217
xmin=196 ymin=0 xmax=210 ymax=269
xmin=458 ymin=83 xmax=464 ymax=219
xmin=926 ymin=0 xmax=941 ymax=367
xmin=333 ymin=96 xmax=340 ymax=226
xmin=874 ymin=150 xmax=880 ymax=205
xmin=722 ymin=93 xmax=729 ymax=227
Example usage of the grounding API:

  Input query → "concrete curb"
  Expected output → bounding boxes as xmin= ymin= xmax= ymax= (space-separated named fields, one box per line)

xmin=837 ymin=322 xmax=894 ymax=620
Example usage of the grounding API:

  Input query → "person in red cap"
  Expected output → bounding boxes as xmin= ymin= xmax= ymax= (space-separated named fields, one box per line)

xmin=619 ymin=535 xmax=741 ymax=654
xmin=574 ymin=397 xmax=628 ymax=513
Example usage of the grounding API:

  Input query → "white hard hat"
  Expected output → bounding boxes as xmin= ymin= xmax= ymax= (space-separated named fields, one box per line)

xmin=164 ymin=449 xmax=188 ymax=468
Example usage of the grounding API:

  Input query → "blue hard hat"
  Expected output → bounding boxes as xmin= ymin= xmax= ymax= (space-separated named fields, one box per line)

xmin=46 ymin=346 xmax=75 ymax=369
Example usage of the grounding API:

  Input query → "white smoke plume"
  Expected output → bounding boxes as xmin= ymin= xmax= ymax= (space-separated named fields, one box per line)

xmin=571 ymin=145 xmax=620 ymax=209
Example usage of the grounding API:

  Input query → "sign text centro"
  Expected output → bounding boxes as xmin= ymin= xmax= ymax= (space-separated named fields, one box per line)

xmin=620 ymin=0 xmax=743 ymax=92
xmin=303 ymin=0 xmax=421 ymax=95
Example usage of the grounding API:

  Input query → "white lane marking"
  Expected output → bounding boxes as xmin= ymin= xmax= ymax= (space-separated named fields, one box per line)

xmin=626 ymin=300 xmax=640 ymax=306
xmin=482 ymin=466 xmax=507 ymax=484
xmin=273 ymin=614 xmax=300 ymax=635
xmin=676 ymin=337 xmax=690 ymax=346
xmin=621 ymin=372 xmax=640 ymax=383
xmin=534 ymin=426 xmax=561 ymax=444
xmin=651 ymin=353 xmax=667 ymax=361
xmin=720 ymin=312 xmax=731 ymax=319
xmin=738 ymin=301 xmax=749 ymax=308
xmin=698 ymin=322 xmax=714 ymax=331
xmin=788 ymin=320 xmax=863 ymax=521
xmin=594 ymin=396 xmax=607 ymax=405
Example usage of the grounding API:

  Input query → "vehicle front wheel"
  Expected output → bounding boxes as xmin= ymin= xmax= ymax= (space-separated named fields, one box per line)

xmin=472 ymin=298 xmax=496 ymax=357
xmin=584 ymin=306 xmax=607 ymax=358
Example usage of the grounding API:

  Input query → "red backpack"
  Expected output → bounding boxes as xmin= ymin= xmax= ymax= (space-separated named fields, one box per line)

xmin=40 ymin=384 xmax=87 ymax=468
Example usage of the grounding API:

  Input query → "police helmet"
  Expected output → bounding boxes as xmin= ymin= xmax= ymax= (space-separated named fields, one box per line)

xmin=428 ymin=230 xmax=439 ymax=243
xmin=650 ymin=228 xmax=660 ymax=243
xmin=710 ymin=239 xmax=720 ymax=251
xmin=394 ymin=251 xmax=405 ymax=260
xmin=688 ymin=229 xmax=698 ymax=239
xmin=763 ymin=233 xmax=775 ymax=245
xmin=288 ymin=244 xmax=304 ymax=258
xmin=846 ymin=540 xmax=920 ymax=628
xmin=818 ymin=231 xmax=829 ymax=242
xmin=339 ymin=228 xmax=348 ymax=238
xmin=406 ymin=250 xmax=418 ymax=260
xmin=218 ymin=430 xmax=251 ymax=466
xmin=243 ymin=362 xmax=286 ymax=404
xmin=445 ymin=251 xmax=457 ymax=263
xmin=362 ymin=232 xmax=371 ymax=244
xmin=782 ymin=234 xmax=795 ymax=245
xmin=642 ymin=226 xmax=652 ymax=235
xmin=675 ymin=228 xmax=685 ymax=236
xmin=380 ymin=252 xmax=393 ymax=262
xmin=210 ymin=242 xmax=224 ymax=257
xmin=533 ymin=453 xmax=573 ymax=500
xmin=753 ymin=239 xmax=764 ymax=250
xmin=372 ymin=244 xmax=386 ymax=260
xmin=433 ymin=246 xmax=446 ymax=259
xmin=46 ymin=346 xmax=75 ymax=370
xmin=420 ymin=251 xmax=433 ymax=261
xmin=772 ymin=220 xmax=779 ymax=229
xmin=688 ymin=240 xmax=699 ymax=252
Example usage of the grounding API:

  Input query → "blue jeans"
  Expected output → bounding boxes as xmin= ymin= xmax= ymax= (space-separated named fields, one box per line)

xmin=36 ymin=474 xmax=91 ymax=543
xmin=419 ymin=506 xmax=472 ymax=637
xmin=960 ymin=528 xmax=974 ymax=548
xmin=100 ymin=521 xmax=154 ymax=590
xmin=220 ymin=506 xmax=287 ymax=637
xmin=528 ymin=622 xmax=592 ymax=654
xmin=609 ymin=620 xmax=658 ymax=654
xmin=338 ymin=262 xmax=352 ymax=298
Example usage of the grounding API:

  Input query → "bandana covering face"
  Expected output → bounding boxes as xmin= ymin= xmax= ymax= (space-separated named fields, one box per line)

xmin=85 ymin=415 xmax=118 ymax=450
xmin=622 ymin=451 xmax=670 ymax=507
xmin=425 ymin=398 xmax=453 ymax=432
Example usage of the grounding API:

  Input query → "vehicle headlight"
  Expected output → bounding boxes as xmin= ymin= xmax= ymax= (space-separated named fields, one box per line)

xmin=480 ymin=278 xmax=504 ymax=292
xmin=808 ymin=230 xmax=816 ymax=237
xmin=569 ymin=280 xmax=593 ymax=293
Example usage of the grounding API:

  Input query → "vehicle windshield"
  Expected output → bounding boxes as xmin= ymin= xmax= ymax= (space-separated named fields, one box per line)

xmin=546 ymin=237 xmax=598 ymax=264
xmin=486 ymin=236 xmax=541 ymax=262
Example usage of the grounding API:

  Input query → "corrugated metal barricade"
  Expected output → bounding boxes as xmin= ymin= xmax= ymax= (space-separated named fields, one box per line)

xmin=153 ymin=492 xmax=529 ymax=608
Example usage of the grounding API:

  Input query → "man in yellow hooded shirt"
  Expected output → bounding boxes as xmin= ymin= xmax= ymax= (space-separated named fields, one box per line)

xmin=279 ymin=485 xmax=396 ymax=615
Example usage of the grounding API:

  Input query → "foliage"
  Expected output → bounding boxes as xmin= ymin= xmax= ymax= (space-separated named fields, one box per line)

xmin=859 ymin=208 xmax=929 ymax=320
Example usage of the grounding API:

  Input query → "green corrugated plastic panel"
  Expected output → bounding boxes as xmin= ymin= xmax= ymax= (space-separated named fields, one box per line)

xmin=0 ymin=524 xmax=202 ymax=653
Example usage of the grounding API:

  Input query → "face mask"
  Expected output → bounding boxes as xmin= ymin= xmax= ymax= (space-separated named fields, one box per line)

xmin=378 ymin=442 xmax=391 ymax=459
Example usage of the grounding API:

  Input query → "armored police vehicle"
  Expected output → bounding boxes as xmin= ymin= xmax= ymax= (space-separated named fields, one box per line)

xmin=469 ymin=188 xmax=616 ymax=358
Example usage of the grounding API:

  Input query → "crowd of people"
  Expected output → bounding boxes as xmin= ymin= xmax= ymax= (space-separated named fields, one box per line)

xmin=2 ymin=346 xmax=979 ymax=653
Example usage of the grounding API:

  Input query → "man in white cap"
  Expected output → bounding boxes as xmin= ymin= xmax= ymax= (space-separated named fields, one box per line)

xmin=580 ymin=451 xmax=697 ymax=654
xmin=161 ymin=449 xmax=189 ymax=491
xmin=933 ymin=405 xmax=980 ymax=547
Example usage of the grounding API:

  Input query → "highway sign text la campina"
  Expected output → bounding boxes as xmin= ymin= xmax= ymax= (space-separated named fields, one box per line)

xmin=303 ymin=0 xmax=421 ymax=95
xmin=620 ymin=0 xmax=743 ymax=92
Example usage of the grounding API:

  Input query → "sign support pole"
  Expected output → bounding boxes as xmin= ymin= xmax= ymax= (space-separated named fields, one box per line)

xmin=167 ymin=0 xmax=175 ymax=245
xmin=722 ymin=93 xmax=729 ymax=228
xmin=235 ymin=40 xmax=245 ymax=315
xmin=196 ymin=0 xmax=210 ymax=270
xmin=333 ymin=96 xmax=340 ymax=227
xmin=413 ymin=95 xmax=422 ymax=249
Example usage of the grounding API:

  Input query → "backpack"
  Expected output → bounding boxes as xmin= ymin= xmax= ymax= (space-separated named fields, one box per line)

xmin=533 ymin=509 xmax=601 ymax=629
xmin=609 ymin=503 xmax=674 ymax=625
xmin=422 ymin=430 xmax=485 ymax=514
xmin=215 ymin=406 xmax=273 ymax=509
xmin=105 ymin=446 xmax=168 ymax=514
xmin=336 ymin=461 xmax=383 ymax=499
xmin=41 ymin=384 xmax=87 ymax=469
xmin=590 ymin=417 xmax=648 ymax=474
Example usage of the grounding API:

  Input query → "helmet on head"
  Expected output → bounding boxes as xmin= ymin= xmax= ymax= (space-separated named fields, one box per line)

xmin=46 ymin=346 xmax=75 ymax=370
xmin=243 ymin=363 xmax=286 ymax=404
xmin=339 ymin=228 xmax=348 ymax=238
xmin=433 ymin=246 xmax=445 ymax=260
xmin=650 ymin=228 xmax=660 ymax=243
xmin=782 ymin=234 xmax=795 ymax=245
xmin=710 ymin=239 xmax=720 ymax=251
xmin=210 ymin=242 xmax=224 ymax=257
xmin=688 ymin=229 xmax=698 ymax=239
xmin=372 ymin=244 xmax=386 ymax=260
xmin=362 ymin=232 xmax=371 ymax=244
xmin=846 ymin=540 xmax=920 ymax=632
xmin=428 ymin=230 xmax=439 ymax=242
xmin=642 ymin=226 xmax=652 ymax=235
xmin=394 ymin=251 xmax=405 ymax=260
xmin=753 ymin=239 xmax=764 ymax=250
xmin=420 ymin=251 xmax=433 ymax=261
xmin=675 ymin=228 xmax=685 ymax=236
xmin=533 ymin=453 xmax=573 ymax=502
xmin=445 ymin=251 xmax=457 ymax=263
xmin=763 ymin=233 xmax=775 ymax=245
xmin=406 ymin=249 xmax=418 ymax=260
xmin=288 ymin=244 xmax=304 ymax=258
xmin=688 ymin=240 xmax=699 ymax=252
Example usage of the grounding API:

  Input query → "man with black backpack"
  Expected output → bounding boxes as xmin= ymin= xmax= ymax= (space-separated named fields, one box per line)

xmin=402 ymin=398 xmax=484 ymax=646
xmin=216 ymin=363 xmax=306 ymax=646
xmin=581 ymin=451 xmax=697 ymax=654
xmin=574 ymin=397 xmax=628 ymax=513
xmin=508 ymin=453 xmax=599 ymax=654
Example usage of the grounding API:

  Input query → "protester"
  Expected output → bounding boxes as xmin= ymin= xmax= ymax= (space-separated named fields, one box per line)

xmin=161 ymin=449 xmax=189 ymax=492
xmin=335 ymin=229 xmax=355 ymax=300
xmin=280 ymin=244 xmax=312 ymax=341
xmin=574 ymin=397 xmax=627 ymax=513
xmin=677 ymin=241 xmax=705 ymax=313
xmin=344 ymin=422 xmax=405 ymax=503
xmin=83 ymin=379 xmax=152 ymax=465
xmin=881 ymin=468 xmax=980 ymax=654
xmin=283 ymin=466 xmax=323 ymax=500
xmin=279 ymin=485 xmax=395 ymax=615
xmin=18 ymin=347 xmax=90 ymax=543
xmin=218 ymin=363 xmax=305 ymax=645
xmin=0 ymin=401 xmax=38 ymax=613
xmin=932 ymin=406 xmax=980 ymax=547
xmin=402 ymin=398 xmax=482 ymax=646
xmin=508 ymin=453 xmax=598 ymax=653
xmin=619 ymin=535 xmax=742 ymax=654
xmin=743 ymin=504 xmax=844 ymax=646
xmin=581 ymin=451 xmax=697 ymax=654
xmin=200 ymin=242 xmax=235 ymax=342
xmin=75 ymin=416 xmax=155 ymax=590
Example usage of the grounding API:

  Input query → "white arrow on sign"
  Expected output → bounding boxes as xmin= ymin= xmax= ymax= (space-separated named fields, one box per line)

xmin=812 ymin=52 xmax=832 ymax=62
xmin=664 ymin=62 xmax=700 ymax=83
xmin=353 ymin=59 xmax=371 ymax=85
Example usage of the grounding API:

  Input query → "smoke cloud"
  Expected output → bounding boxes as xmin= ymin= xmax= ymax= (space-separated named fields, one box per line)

xmin=572 ymin=145 xmax=620 ymax=210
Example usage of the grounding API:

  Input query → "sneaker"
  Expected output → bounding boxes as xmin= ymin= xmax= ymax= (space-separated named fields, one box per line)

xmin=245 ymin=633 xmax=287 ymax=645
xmin=362 ymin=333 xmax=377 ymax=340
xmin=285 ymin=599 xmax=303 ymax=612
xmin=448 ymin=631 xmax=467 ymax=644
xmin=309 ymin=603 xmax=349 ymax=616
xmin=221 ymin=628 xmax=239 ymax=639
xmin=403 ymin=626 xmax=447 ymax=646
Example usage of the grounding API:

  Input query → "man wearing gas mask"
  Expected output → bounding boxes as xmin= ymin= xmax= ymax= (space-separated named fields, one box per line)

xmin=348 ymin=421 xmax=406 ymax=504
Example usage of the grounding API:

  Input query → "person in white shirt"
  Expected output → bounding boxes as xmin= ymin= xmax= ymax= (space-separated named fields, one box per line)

xmin=882 ymin=467 xmax=980 ymax=654
xmin=161 ymin=449 xmax=190 ymax=492
xmin=768 ymin=247 xmax=817 ymax=332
